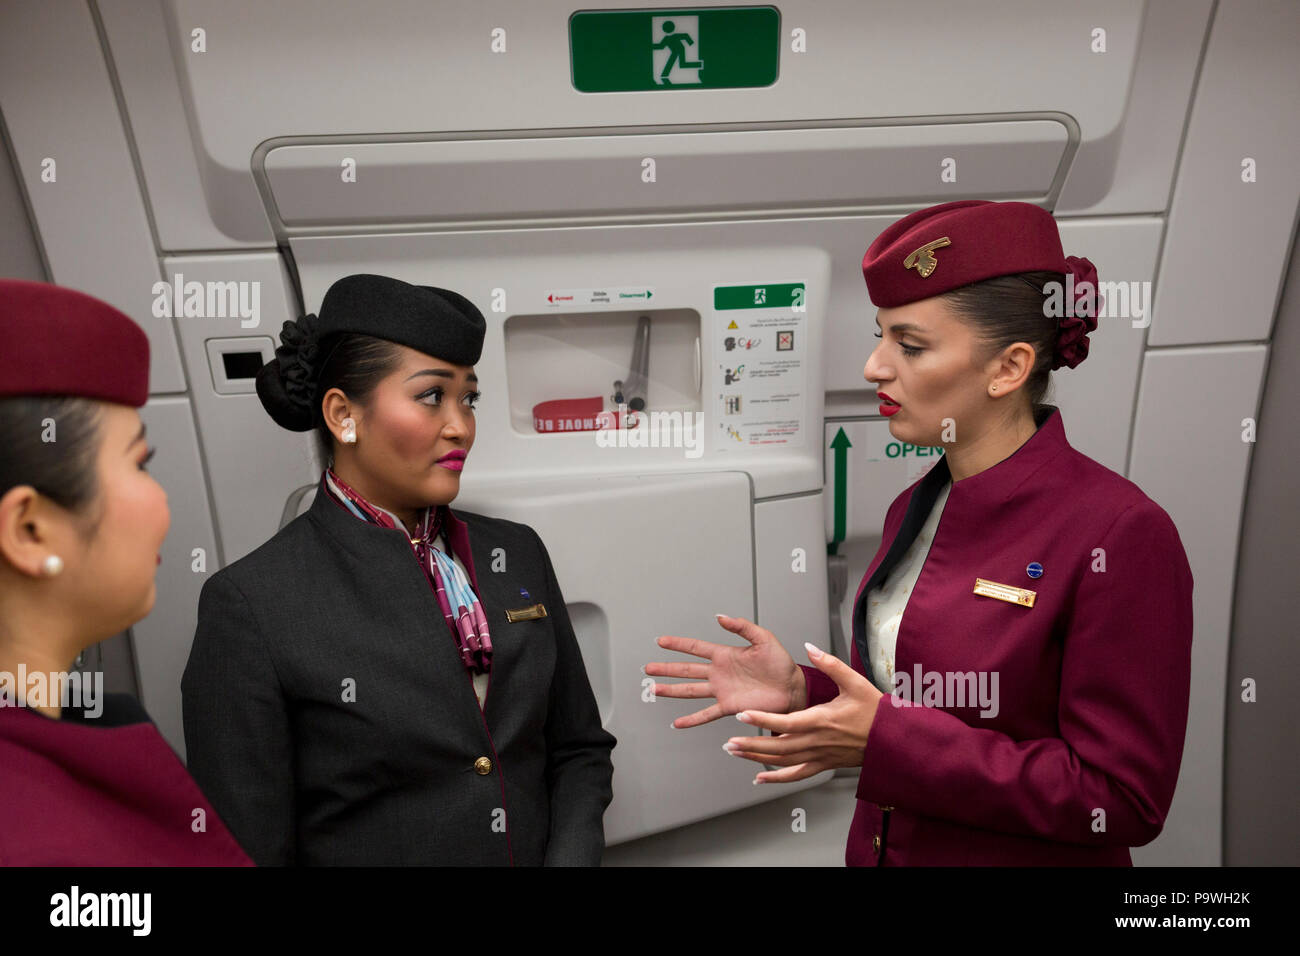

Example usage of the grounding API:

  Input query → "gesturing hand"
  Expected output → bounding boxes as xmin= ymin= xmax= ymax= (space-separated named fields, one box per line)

xmin=647 ymin=614 xmax=806 ymax=728
xmin=723 ymin=642 xmax=884 ymax=783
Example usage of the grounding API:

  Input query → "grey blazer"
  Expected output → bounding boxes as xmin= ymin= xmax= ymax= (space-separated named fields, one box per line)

xmin=181 ymin=482 xmax=616 ymax=865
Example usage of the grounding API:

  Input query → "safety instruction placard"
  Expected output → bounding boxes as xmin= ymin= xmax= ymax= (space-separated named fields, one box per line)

xmin=712 ymin=282 xmax=806 ymax=449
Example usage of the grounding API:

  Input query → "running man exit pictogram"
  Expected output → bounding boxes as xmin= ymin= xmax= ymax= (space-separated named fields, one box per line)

xmin=652 ymin=16 xmax=703 ymax=84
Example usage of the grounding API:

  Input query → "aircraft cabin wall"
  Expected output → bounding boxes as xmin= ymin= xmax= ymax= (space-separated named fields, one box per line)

xmin=0 ymin=0 xmax=1296 ymax=866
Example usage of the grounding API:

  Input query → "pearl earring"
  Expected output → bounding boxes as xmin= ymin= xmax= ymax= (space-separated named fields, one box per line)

xmin=42 ymin=554 xmax=64 ymax=576
xmin=341 ymin=417 xmax=357 ymax=444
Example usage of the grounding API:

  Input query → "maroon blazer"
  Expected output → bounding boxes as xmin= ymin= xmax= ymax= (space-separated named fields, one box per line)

xmin=801 ymin=404 xmax=1193 ymax=865
xmin=0 ymin=694 xmax=252 ymax=866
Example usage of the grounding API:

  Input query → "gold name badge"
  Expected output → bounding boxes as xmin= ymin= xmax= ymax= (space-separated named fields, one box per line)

xmin=505 ymin=603 xmax=548 ymax=623
xmin=972 ymin=578 xmax=1036 ymax=608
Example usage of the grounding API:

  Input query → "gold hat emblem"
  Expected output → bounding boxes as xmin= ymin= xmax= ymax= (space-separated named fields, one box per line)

xmin=903 ymin=237 xmax=952 ymax=278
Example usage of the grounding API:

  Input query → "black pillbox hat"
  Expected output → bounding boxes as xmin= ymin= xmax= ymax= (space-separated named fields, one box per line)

xmin=317 ymin=273 xmax=486 ymax=366
xmin=256 ymin=273 xmax=486 ymax=431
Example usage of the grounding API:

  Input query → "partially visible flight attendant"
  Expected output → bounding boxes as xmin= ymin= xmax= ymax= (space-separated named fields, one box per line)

xmin=0 ymin=279 xmax=251 ymax=866
xmin=649 ymin=200 xmax=1194 ymax=866
xmin=183 ymin=274 xmax=615 ymax=866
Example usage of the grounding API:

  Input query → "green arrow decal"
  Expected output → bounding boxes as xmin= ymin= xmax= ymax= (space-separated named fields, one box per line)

xmin=828 ymin=427 xmax=851 ymax=556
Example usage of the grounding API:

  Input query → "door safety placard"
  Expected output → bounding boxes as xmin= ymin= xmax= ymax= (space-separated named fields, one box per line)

xmin=712 ymin=282 xmax=806 ymax=449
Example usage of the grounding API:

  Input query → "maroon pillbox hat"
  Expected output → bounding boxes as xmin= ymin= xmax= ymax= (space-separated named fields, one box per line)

xmin=0 ymin=279 xmax=150 ymax=406
xmin=862 ymin=200 xmax=1068 ymax=307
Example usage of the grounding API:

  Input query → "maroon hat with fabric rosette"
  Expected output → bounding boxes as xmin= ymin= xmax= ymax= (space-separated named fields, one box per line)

xmin=0 ymin=279 xmax=150 ymax=405
xmin=861 ymin=200 xmax=1100 ymax=370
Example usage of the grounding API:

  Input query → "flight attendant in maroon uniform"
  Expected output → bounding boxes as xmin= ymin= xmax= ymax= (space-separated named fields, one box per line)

xmin=0 ymin=279 xmax=251 ymax=866
xmin=648 ymin=200 xmax=1194 ymax=866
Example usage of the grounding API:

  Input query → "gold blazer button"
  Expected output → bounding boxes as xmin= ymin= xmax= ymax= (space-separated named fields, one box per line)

xmin=872 ymin=835 xmax=882 ymax=854
xmin=474 ymin=756 xmax=493 ymax=775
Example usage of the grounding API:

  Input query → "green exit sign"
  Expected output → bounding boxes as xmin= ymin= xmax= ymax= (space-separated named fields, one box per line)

xmin=714 ymin=282 xmax=804 ymax=310
xmin=570 ymin=7 xmax=780 ymax=93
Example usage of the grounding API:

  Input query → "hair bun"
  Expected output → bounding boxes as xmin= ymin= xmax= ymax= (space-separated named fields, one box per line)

xmin=255 ymin=314 xmax=321 ymax=431
xmin=1053 ymin=257 xmax=1102 ymax=370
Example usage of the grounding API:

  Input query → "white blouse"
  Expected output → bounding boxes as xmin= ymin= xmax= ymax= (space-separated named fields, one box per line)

xmin=865 ymin=480 xmax=953 ymax=694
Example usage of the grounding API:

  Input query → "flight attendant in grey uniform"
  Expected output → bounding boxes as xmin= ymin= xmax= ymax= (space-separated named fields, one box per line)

xmin=182 ymin=273 xmax=615 ymax=865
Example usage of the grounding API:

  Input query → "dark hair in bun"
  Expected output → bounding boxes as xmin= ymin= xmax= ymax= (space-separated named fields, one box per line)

xmin=257 ymin=315 xmax=405 ymax=461
xmin=259 ymin=317 xmax=407 ymax=450
xmin=255 ymin=314 xmax=323 ymax=432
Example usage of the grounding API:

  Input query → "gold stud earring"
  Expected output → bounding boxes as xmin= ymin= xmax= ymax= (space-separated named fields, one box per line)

xmin=991 ymin=385 xmax=999 ymax=393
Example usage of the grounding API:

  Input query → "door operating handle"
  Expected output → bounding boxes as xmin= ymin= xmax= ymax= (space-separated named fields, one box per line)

xmin=613 ymin=315 xmax=651 ymax=411
xmin=694 ymin=335 xmax=701 ymax=394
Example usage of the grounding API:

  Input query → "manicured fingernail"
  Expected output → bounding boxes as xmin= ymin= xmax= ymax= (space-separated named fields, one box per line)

xmin=804 ymin=641 xmax=823 ymax=658
xmin=736 ymin=712 xmax=752 ymax=723
xmin=722 ymin=742 xmax=740 ymax=755
xmin=715 ymin=613 xmax=728 ymax=620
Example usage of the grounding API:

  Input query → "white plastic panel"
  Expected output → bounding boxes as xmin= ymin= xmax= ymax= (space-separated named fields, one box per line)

xmin=133 ymin=397 xmax=221 ymax=756
xmin=1128 ymin=344 xmax=1268 ymax=866
xmin=0 ymin=130 xmax=46 ymax=281
xmin=262 ymin=122 xmax=1068 ymax=230
xmin=164 ymin=254 xmax=321 ymax=564
xmin=1056 ymin=0 xmax=1213 ymax=215
xmin=290 ymin=234 xmax=830 ymax=498
xmin=0 ymin=0 xmax=185 ymax=392
xmin=115 ymin=0 xmax=1153 ymax=246
xmin=755 ymin=492 xmax=832 ymax=668
xmin=97 ymin=0 xmax=275 ymax=249
xmin=604 ymin=775 xmax=858 ymax=865
xmin=452 ymin=470 xmax=823 ymax=844
xmin=1150 ymin=0 xmax=1300 ymax=346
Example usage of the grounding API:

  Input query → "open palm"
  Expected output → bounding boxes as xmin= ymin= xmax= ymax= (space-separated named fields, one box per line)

xmin=647 ymin=614 xmax=804 ymax=728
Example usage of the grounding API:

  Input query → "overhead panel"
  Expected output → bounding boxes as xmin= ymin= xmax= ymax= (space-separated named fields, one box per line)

xmin=260 ymin=121 xmax=1070 ymax=231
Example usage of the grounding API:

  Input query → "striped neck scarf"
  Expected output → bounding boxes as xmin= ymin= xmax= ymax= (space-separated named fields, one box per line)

xmin=322 ymin=468 xmax=492 ymax=674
